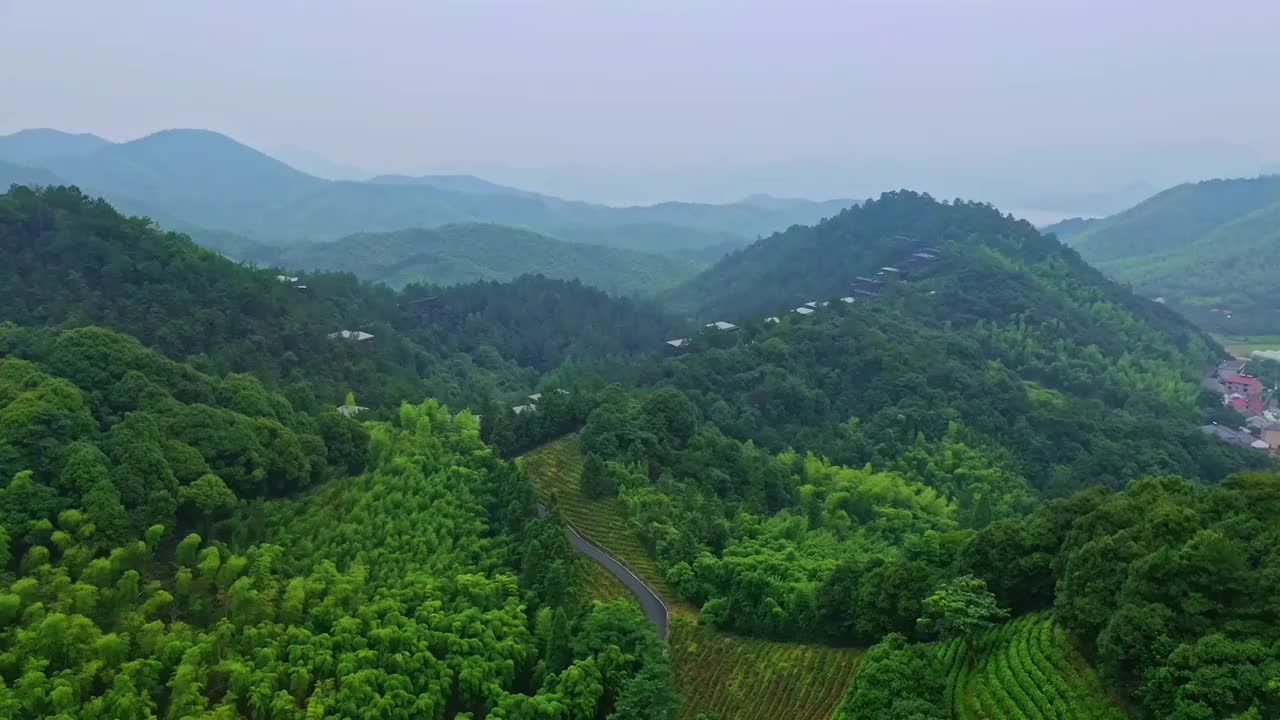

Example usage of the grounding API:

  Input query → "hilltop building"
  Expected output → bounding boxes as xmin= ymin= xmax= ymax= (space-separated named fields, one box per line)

xmin=328 ymin=330 xmax=374 ymax=341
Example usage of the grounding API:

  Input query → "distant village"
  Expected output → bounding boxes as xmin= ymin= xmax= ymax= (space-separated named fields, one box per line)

xmin=1200 ymin=358 xmax=1280 ymax=452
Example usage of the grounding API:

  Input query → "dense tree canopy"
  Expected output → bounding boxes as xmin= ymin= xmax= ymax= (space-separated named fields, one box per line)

xmin=0 ymin=395 xmax=679 ymax=718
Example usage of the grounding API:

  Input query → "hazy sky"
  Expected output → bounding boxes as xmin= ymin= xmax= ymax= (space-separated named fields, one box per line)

xmin=2 ymin=0 xmax=1278 ymax=212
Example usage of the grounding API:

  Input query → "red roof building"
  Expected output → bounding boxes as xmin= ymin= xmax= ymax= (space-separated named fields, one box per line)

xmin=1226 ymin=375 xmax=1264 ymax=400
xmin=1229 ymin=396 xmax=1266 ymax=416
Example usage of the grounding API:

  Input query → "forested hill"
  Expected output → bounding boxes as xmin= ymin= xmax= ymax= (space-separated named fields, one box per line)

xmin=0 ymin=185 xmax=682 ymax=411
xmin=665 ymin=191 xmax=1201 ymax=336
xmin=255 ymin=223 xmax=703 ymax=297
xmin=0 ymin=331 xmax=677 ymax=716
xmin=1046 ymin=175 xmax=1280 ymax=333
xmin=644 ymin=192 xmax=1254 ymax=496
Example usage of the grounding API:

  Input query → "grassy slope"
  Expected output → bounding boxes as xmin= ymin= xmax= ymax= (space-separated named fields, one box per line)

xmin=520 ymin=435 xmax=865 ymax=720
xmin=939 ymin=612 xmax=1126 ymax=720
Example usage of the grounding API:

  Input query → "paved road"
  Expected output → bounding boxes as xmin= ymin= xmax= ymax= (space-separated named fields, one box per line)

xmin=565 ymin=524 xmax=670 ymax=640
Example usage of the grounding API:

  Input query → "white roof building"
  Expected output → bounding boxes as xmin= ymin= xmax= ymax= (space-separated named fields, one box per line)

xmin=794 ymin=307 xmax=815 ymax=315
xmin=328 ymin=330 xmax=375 ymax=341
xmin=276 ymin=275 xmax=299 ymax=283
xmin=512 ymin=404 xmax=536 ymax=415
xmin=336 ymin=404 xmax=370 ymax=417
xmin=840 ymin=296 xmax=855 ymax=304
xmin=666 ymin=338 xmax=691 ymax=349
xmin=705 ymin=321 xmax=740 ymax=331
xmin=764 ymin=316 xmax=781 ymax=324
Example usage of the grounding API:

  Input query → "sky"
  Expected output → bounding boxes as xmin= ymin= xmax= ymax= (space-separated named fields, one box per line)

xmin=2 ymin=0 xmax=1278 ymax=215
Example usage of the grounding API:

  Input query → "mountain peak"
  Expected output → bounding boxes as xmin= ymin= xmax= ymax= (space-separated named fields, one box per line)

xmin=0 ymin=128 xmax=112 ymax=164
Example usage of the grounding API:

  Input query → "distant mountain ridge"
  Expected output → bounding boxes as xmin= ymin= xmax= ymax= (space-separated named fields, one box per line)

xmin=0 ymin=159 xmax=64 ymax=188
xmin=0 ymin=128 xmax=111 ymax=164
xmin=367 ymin=173 xmax=548 ymax=199
xmin=0 ymin=128 xmax=854 ymax=262
xmin=1048 ymin=175 xmax=1280 ymax=333
xmin=253 ymin=223 xmax=704 ymax=296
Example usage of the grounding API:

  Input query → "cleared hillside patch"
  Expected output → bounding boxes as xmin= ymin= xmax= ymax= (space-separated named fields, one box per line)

xmin=939 ymin=612 xmax=1127 ymax=720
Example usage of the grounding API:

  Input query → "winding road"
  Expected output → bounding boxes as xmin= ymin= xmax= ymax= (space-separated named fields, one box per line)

xmin=564 ymin=524 xmax=670 ymax=640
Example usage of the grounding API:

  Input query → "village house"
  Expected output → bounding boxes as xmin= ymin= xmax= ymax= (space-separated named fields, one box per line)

xmin=793 ymin=306 xmax=815 ymax=315
xmin=1225 ymin=374 xmax=1264 ymax=400
xmin=1264 ymin=423 xmax=1280 ymax=450
xmin=1229 ymin=395 xmax=1267 ymax=416
xmin=664 ymin=338 xmax=692 ymax=353
xmin=1200 ymin=423 xmax=1260 ymax=449
xmin=705 ymin=321 xmax=740 ymax=332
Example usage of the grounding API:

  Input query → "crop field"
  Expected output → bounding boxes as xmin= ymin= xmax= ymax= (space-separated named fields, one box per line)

xmin=670 ymin=620 xmax=863 ymax=720
xmin=519 ymin=434 xmax=689 ymax=612
xmin=940 ymin=612 xmax=1126 ymax=720
xmin=1215 ymin=334 xmax=1280 ymax=357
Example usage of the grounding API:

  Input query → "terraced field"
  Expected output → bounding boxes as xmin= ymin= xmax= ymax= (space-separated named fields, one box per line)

xmin=940 ymin=612 xmax=1127 ymax=720
xmin=573 ymin=555 xmax=637 ymax=606
xmin=670 ymin=620 xmax=863 ymax=720
xmin=519 ymin=434 xmax=687 ymax=610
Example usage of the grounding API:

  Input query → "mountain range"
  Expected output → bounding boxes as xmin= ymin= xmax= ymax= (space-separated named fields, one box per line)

xmin=0 ymin=128 xmax=853 ymax=266
xmin=1046 ymin=175 xmax=1280 ymax=334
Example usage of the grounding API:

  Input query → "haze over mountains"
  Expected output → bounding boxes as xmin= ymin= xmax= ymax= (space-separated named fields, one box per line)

xmin=0 ymin=127 xmax=853 ymax=264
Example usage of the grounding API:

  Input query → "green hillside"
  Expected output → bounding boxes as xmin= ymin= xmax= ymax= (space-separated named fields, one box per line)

xmin=0 ymin=185 xmax=681 ymax=411
xmin=8 ymin=176 xmax=1280 ymax=720
xmin=0 ymin=333 xmax=677 ymax=716
xmin=1049 ymin=175 xmax=1280 ymax=333
xmin=264 ymin=223 xmax=704 ymax=296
